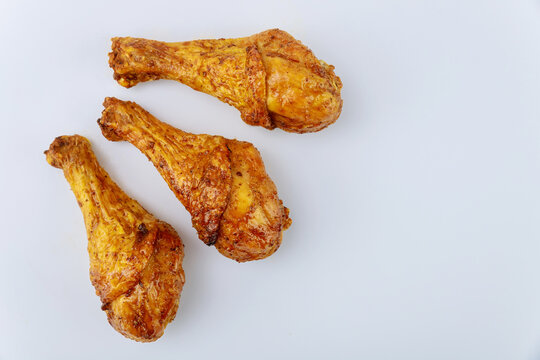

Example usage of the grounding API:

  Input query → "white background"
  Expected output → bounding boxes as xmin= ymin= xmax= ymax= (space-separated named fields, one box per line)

xmin=1 ymin=0 xmax=540 ymax=359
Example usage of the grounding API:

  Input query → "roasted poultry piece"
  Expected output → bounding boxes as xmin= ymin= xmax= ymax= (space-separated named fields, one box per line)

xmin=98 ymin=98 xmax=291 ymax=262
xmin=45 ymin=135 xmax=185 ymax=342
xmin=109 ymin=29 xmax=342 ymax=133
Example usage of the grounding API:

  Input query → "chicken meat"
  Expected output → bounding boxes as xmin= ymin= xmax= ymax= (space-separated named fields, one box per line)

xmin=45 ymin=135 xmax=185 ymax=342
xmin=98 ymin=98 xmax=291 ymax=262
xmin=109 ymin=29 xmax=342 ymax=133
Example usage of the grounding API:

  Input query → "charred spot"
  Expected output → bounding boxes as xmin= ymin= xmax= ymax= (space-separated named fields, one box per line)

xmin=101 ymin=302 xmax=111 ymax=311
xmin=54 ymin=136 xmax=68 ymax=147
xmin=236 ymin=171 xmax=242 ymax=177
xmin=206 ymin=233 xmax=218 ymax=246
xmin=138 ymin=223 xmax=148 ymax=233
xmin=136 ymin=223 xmax=149 ymax=242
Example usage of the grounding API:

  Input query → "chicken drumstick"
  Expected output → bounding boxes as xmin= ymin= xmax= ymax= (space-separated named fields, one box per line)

xmin=45 ymin=135 xmax=185 ymax=342
xmin=98 ymin=98 xmax=291 ymax=262
xmin=109 ymin=29 xmax=342 ymax=133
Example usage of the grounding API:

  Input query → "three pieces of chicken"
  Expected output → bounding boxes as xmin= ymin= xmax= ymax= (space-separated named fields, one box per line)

xmin=109 ymin=29 xmax=342 ymax=133
xmin=45 ymin=135 xmax=185 ymax=342
xmin=99 ymin=98 xmax=291 ymax=262
xmin=47 ymin=28 xmax=327 ymax=341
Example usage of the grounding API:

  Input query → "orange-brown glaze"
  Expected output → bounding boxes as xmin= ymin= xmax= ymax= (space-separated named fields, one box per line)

xmin=109 ymin=29 xmax=342 ymax=133
xmin=45 ymin=135 xmax=185 ymax=342
xmin=98 ymin=98 xmax=291 ymax=262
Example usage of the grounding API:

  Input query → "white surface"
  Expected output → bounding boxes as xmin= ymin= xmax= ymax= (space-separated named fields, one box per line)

xmin=1 ymin=0 xmax=540 ymax=359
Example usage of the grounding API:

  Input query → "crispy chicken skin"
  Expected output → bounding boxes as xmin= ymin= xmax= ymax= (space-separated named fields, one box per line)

xmin=98 ymin=98 xmax=291 ymax=262
xmin=109 ymin=29 xmax=342 ymax=133
xmin=45 ymin=135 xmax=185 ymax=342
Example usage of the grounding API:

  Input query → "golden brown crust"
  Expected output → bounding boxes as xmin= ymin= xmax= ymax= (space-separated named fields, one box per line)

xmin=216 ymin=140 xmax=290 ymax=261
xmin=109 ymin=36 xmax=273 ymax=129
xmin=106 ymin=223 xmax=185 ymax=342
xmin=45 ymin=135 xmax=185 ymax=342
xmin=98 ymin=98 xmax=291 ymax=262
xmin=99 ymin=97 xmax=231 ymax=245
xmin=109 ymin=29 xmax=342 ymax=133
xmin=251 ymin=29 xmax=343 ymax=133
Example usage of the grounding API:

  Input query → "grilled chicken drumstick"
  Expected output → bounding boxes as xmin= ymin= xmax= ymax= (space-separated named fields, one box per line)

xmin=45 ymin=135 xmax=185 ymax=342
xmin=109 ymin=29 xmax=342 ymax=133
xmin=98 ymin=98 xmax=291 ymax=262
